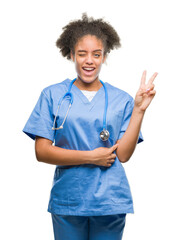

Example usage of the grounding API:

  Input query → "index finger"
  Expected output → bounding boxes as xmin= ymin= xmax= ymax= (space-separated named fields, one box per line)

xmin=140 ymin=70 xmax=147 ymax=87
xmin=110 ymin=144 xmax=118 ymax=152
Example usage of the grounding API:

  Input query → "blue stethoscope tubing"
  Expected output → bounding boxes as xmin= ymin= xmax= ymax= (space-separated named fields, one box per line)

xmin=52 ymin=78 xmax=110 ymax=141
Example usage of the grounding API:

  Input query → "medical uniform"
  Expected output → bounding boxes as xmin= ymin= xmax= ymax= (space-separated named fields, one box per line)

xmin=23 ymin=78 xmax=143 ymax=239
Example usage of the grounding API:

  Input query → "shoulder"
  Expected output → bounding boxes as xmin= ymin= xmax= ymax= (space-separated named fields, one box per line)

xmin=41 ymin=78 xmax=71 ymax=101
xmin=105 ymin=82 xmax=134 ymax=104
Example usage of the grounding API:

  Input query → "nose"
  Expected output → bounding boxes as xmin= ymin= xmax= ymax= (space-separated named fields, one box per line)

xmin=85 ymin=54 xmax=93 ymax=65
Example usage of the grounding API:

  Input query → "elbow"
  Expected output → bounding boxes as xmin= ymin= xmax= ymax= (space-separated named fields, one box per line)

xmin=35 ymin=139 xmax=47 ymax=162
xmin=116 ymin=148 xmax=131 ymax=163
xmin=116 ymin=142 xmax=133 ymax=163
xmin=35 ymin=137 xmax=53 ymax=163
xmin=116 ymin=141 xmax=128 ymax=163
xmin=35 ymin=143 xmax=50 ymax=162
xmin=120 ymin=157 xmax=130 ymax=163
xmin=35 ymin=146 xmax=43 ymax=162
xmin=118 ymin=155 xmax=130 ymax=163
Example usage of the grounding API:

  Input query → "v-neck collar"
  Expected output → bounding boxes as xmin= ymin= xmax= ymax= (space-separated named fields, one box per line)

xmin=69 ymin=79 xmax=105 ymax=111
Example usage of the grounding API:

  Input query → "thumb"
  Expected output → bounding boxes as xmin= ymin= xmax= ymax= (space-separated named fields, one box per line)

xmin=137 ymin=87 xmax=147 ymax=97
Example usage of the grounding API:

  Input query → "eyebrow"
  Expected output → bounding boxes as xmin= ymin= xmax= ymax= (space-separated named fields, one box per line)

xmin=77 ymin=49 xmax=102 ymax=52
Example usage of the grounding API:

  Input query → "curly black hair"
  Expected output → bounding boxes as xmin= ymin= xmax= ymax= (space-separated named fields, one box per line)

xmin=56 ymin=13 xmax=121 ymax=60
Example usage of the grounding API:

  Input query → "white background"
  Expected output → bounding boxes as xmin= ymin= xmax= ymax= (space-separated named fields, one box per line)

xmin=1 ymin=0 xmax=180 ymax=239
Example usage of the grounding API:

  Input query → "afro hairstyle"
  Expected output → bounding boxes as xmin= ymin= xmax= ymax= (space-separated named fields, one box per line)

xmin=56 ymin=13 xmax=121 ymax=60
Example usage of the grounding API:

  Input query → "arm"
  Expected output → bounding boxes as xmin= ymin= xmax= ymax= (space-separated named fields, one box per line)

xmin=116 ymin=71 xmax=158 ymax=163
xmin=35 ymin=136 xmax=91 ymax=165
xmin=116 ymin=107 xmax=144 ymax=163
xmin=35 ymin=136 xmax=118 ymax=167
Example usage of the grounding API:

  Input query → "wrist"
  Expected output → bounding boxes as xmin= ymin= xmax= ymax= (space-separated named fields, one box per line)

xmin=84 ymin=150 xmax=94 ymax=164
xmin=133 ymin=105 xmax=146 ymax=116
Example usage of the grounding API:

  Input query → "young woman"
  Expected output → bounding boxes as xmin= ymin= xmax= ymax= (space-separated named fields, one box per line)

xmin=23 ymin=13 xmax=157 ymax=240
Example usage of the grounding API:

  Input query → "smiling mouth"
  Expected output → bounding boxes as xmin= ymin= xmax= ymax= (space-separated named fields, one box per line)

xmin=82 ymin=67 xmax=95 ymax=72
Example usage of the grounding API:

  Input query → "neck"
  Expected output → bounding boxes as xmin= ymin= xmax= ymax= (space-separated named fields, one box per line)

xmin=74 ymin=77 xmax=102 ymax=91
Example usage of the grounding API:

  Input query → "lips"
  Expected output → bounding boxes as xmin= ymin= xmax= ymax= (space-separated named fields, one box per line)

xmin=82 ymin=66 xmax=96 ymax=76
xmin=82 ymin=67 xmax=95 ymax=71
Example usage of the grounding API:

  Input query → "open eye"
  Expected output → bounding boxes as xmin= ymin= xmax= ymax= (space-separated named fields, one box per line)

xmin=94 ymin=53 xmax=100 ymax=57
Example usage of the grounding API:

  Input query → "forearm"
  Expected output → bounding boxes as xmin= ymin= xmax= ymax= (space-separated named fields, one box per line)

xmin=116 ymin=107 xmax=145 ymax=163
xmin=35 ymin=139 xmax=92 ymax=166
xmin=35 ymin=137 xmax=118 ymax=167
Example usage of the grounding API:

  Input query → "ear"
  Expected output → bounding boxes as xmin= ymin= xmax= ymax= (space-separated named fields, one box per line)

xmin=70 ymin=51 xmax=75 ymax=62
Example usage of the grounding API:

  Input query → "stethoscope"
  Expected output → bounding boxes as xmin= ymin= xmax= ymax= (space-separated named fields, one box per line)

xmin=52 ymin=78 xmax=110 ymax=141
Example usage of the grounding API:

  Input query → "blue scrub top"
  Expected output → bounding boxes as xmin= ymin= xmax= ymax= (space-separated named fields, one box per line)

xmin=23 ymin=79 xmax=143 ymax=216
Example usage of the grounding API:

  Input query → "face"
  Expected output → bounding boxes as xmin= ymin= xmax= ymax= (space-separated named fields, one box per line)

xmin=71 ymin=35 xmax=106 ymax=84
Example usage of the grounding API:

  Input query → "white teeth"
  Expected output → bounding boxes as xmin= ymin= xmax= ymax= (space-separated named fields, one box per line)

xmin=83 ymin=68 xmax=94 ymax=70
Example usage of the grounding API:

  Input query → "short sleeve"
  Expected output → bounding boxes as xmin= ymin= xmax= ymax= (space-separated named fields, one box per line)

xmin=118 ymin=98 xmax=143 ymax=144
xmin=23 ymin=90 xmax=55 ymax=142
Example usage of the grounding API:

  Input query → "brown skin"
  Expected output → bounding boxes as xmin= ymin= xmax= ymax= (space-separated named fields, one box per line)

xmin=71 ymin=35 xmax=106 ymax=90
xmin=35 ymin=35 xmax=158 ymax=166
xmin=116 ymin=70 xmax=157 ymax=162
xmin=35 ymin=137 xmax=118 ymax=167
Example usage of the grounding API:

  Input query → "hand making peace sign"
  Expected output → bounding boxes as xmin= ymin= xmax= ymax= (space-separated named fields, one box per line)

xmin=134 ymin=71 xmax=158 ymax=112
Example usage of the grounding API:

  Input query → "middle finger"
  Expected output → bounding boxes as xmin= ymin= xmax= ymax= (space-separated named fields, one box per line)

xmin=148 ymin=72 xmax=158 ymax=85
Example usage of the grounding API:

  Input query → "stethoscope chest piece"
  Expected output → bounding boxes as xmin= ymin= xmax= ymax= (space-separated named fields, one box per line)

xmin=100 ymin=129 xmax=110 ymax=141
